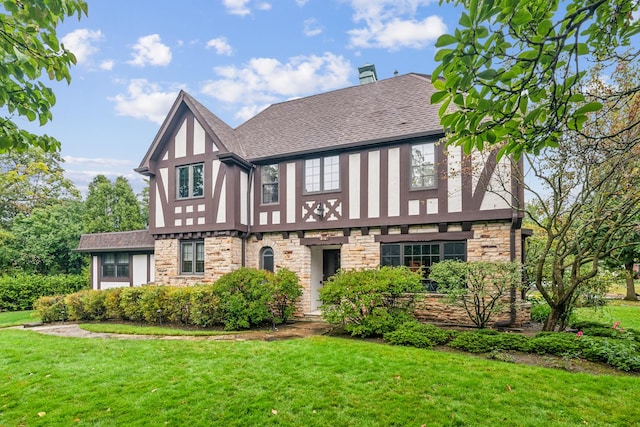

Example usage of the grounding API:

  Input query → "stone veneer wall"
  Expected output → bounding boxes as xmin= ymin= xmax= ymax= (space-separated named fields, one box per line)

xmin=467 ymin=221 xmax=520 ymax=262
xmin=414 ymin=295 xmax=531 ymax=327
xmin=154 ymin=236 xmax=243 ymax=286
xmin=245 ymin=233 xmax=312 ymax=313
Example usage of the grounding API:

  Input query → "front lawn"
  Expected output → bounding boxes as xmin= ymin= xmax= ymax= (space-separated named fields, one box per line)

xmin=1 ymin=330 xmax=638 ymax=426
xmin=575 ymin=300 xmax=640 ymax=330
xmin=0 ymin=310 xmax=39 ymax=328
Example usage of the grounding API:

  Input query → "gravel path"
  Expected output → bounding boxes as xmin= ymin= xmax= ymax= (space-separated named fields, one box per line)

xmin=18 ymin=321 xmax=332 ymax=341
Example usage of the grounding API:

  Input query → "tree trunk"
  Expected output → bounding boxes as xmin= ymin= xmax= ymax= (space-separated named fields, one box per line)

xmin=624 ymin=262 xmax=638 ymax=301
xmin=543 ymin=300 xmax=569 ymax=332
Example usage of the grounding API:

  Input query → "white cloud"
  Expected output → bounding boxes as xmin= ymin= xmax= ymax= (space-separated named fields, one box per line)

xmin=201 ymin=53 xmax=352 ymax=121
xmin=234 ymin=104 xmax=270 ymax=122
xmin=295 ymin=0 xmax=309 ymax=5
xmin=206 ymin=37 xmax=233 ymax=56
xmin=64 ymin=156 xmax=135 ymax=167
xmin=257 ymin=2 xmax=272 ymax=11
xmin=223 ymin=0 xmax=272 ymax=15
xmin=348 ymin=15 xmax=446 ymax=49
xmin=303 ymin=18 xmax=323 ymax=37
xmin=61 ymin=29 xmax=103 ymax=64
xmin=223 ymin=0 xmax=251 ymax=15
xmin=62 ymin=158 xmax=145 ymax=195
xmin=99 ymin=60 xmax=114 ymax=70
xmin=127 ymin=34 xmax=172 ymax=67
xmin=345 ymin=0 xmax=445 ymax=50
xmin=108 ymin=79 xmax=180 ymax=124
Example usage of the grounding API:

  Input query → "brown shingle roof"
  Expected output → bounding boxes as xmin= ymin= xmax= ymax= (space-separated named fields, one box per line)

xmin=76 ymin=230 xmax=154 ymax=252
xmin=137 ymin=73 xmax=444 ymax=172
xmin=236 ymin=73 xmax=443 ymax=160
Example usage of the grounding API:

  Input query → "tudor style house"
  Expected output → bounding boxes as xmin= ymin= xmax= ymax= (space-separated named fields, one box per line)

xmin=78 ymin=66 xmax=527 ymax=320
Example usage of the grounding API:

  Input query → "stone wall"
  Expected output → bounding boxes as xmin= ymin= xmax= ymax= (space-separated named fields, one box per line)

xmin=414 ymin=294 xmax=531 ymax=327
xmin=467 ymin=221 xmax=518 ymax=262
xmin=341 ymin=230 xmax=380 ymax=270
xmin=153 ymin=236 xmax=242 ymax=286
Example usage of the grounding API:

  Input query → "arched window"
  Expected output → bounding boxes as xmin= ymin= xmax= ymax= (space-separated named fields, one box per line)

xmin=260 ymin=247 xmax=274 ymax=272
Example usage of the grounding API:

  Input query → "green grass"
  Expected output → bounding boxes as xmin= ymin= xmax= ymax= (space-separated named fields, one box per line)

xmin=79 ymin=323 xmax=247 ymax=336
xmin=1 ymin=330 xmax=638 ymax=426
xmin=0 ymin=310 xmax=39 ymax=328
xmin=575 ymin=300 xmax=640 ymax=330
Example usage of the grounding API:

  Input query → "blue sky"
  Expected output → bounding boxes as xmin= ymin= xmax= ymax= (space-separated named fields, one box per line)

xmin=22 ymin=0 xmax=462 ymax=194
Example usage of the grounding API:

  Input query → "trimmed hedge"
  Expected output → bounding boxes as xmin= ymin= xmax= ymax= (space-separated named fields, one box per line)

xmin=33 ymin=268 xmax=302 ymax=330
xmin=384 ymin=322 xmax=640 ymax=372
xmin=0 ymin=273 xmax=89 ymax=311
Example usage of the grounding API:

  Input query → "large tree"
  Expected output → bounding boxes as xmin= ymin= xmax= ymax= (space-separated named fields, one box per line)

xmin=0 ymin=0 xmax=88 ymax=152
xmin=0 ymin=147 xmax=79 ymax=228
xmin=83 ymin=175 xmax=146 ymax=233
xmin=7 ymin=200 xmax=86 ymax=274
xmin=432 ymin=0 xmax=640 ymax=157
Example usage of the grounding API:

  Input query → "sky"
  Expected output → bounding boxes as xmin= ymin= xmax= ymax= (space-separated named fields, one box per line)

xmin=20 ymin=0 xmax=462 ymax=195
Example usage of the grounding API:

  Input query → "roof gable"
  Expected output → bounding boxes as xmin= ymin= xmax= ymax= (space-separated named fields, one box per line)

xmin=77 ymin=230 xmax=154 ymax=252
xmin=136 ymin=90 xmax=239 ymax=175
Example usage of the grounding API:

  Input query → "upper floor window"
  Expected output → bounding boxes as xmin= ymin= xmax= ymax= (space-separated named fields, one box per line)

xmin=260 ymin=247 xmax=274 ymax=272
xmin=305 ymin=155 xmax=339 ymax=193
xmin=102 ymin=253 xmax=129 ymax=278
xmin=177 ymin=163 xmax=204 ymax=199
xmin=181 ymin=240 xmax=204 ymax=275
xmin=261 ymin=164 xmax=279 ymax=204
xmin=410 ymin=143 xmax=436 ymax=189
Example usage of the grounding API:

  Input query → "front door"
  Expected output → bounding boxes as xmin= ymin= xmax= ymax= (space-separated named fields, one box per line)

xmin=323 ymin=249 xmax=341 ymax=282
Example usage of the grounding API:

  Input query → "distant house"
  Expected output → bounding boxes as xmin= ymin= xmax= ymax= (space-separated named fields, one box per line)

xmin=78 ymin=66 xmax=528 ymax=322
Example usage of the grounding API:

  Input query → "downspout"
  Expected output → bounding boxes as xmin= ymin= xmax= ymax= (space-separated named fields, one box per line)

xmin=242 ymin=165 xmax=256 ymax=267
xmin=508 ymin=212 xmax=518 ymax=326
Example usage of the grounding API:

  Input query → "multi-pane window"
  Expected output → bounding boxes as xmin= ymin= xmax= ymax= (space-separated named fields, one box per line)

xmin=260 ymin=247 xmax=274 ymax=272
xmin=261 ymin=164 xmax=279 ymax=204
xmin=177 ymin=163 xmax=204 ymax=199
xmin=305 ymin=155 xmax=340 ymax=193
xmin=181 ymin=240 xmax=205 ymax=274
xmin=102 ymin=253 xmax=129 ymax=278
xmin=410 ymin=143 xmax=436 ymax=189
xmin=381 ymin=242 xmax=466 ymax=291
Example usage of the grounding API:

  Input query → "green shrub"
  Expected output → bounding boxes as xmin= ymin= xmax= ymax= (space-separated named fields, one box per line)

xmin=0 ymin=273 xmax=89 ymax=311
xmin=530 ymin=301 xmax=551 ymax=323
xmin=119 ymin=287 xmax=146 ymax=321
xmin=33 ymin=295 xmax=67 ymax=322
xmin=529 ymin=332 xmax=582 ymax=356
xmin=164 ymin=286 xmax=194 ymax=325
xmin=449 ymin=331 xmax=531 ymax=353
xmin=384 ymin=321 xmax=457 ymax=348
xmin=268 ymin=268 xmax=302 ymax=324
xmin=580 ymin=336 xmax=640 ymax=372
xmin=104 ymin=288 xmax=124 ymax=319
xmin=189 ymin=285 xmax=222 ymax=327
xmin=319 ymin=266 xmax=423 ymax=337
xmin=64 ymin=290 xmax=107 ymax=321
xmin=139 ymin=285 xmax=170 ymax=323
xmin=213 ymin=268 xmax=272 ymax=330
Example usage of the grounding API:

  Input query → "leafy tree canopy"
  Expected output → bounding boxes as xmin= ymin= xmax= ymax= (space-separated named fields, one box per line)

xmin=0 ymin=0 xmax=88 ymax=152
xmin=0 ymin=146 xmax=79 ymax=228
xmin=83 ymin=175 xmax=145 ymax=233
xmin=432 ymin=0 xmax=640 ymax=158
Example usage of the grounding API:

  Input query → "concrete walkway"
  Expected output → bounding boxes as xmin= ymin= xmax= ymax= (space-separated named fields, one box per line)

xmin=18 ymin=321 xmax=333 ymax=341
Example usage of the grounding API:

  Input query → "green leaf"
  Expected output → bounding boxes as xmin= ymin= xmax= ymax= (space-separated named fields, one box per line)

xmin=435 ymin=34 xmax=458 ymax=48
xmin=477 ymin=69 xmax=498 ymax=79
xmin=459 ymin=12 xmax=472 ymax=28
xmin=430 ymin=91 xmax=448 ymax=105
xmin=574 ymin=102 xmax=603 ymax=115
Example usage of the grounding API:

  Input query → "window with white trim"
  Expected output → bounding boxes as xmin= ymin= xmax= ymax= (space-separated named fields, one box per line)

xmin=102 ymin=253 xmax=129 ymax=278
xmin=305 ymin=155 xmax=340 ymax=193
xmin=181 ymin=240 xmax=205 ymax=274
xmin=381 ymin=241 xmax=466 ymax=291
xmin=261 ymin=164 xmax=279 ymax=204
xmin=410 ymin=143 xmax=436 ymax=189
xmin=177 ymin=163 xmax=204 ymax=199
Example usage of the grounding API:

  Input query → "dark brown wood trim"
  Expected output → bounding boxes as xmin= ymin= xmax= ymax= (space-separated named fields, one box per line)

xmin=341 ymin=153 xmax=349 ymax=220
xmin=300 ymin=236 xmax=348 ymax=246
xmin=375 ymin=231 xmax=473 ymax=243
xmin=470 ymin=148 xmax=499 ymax=210
xmin=437 ymin=142 xmax=448 ymax=214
